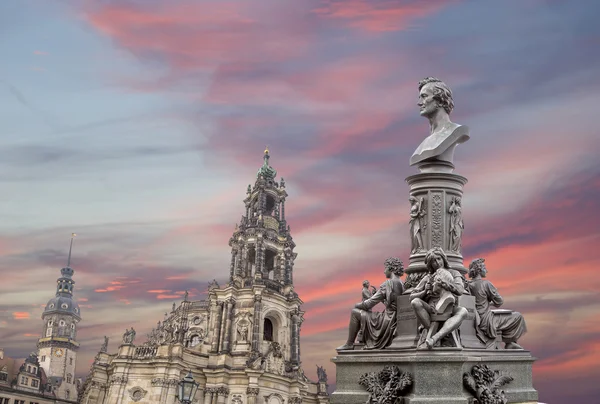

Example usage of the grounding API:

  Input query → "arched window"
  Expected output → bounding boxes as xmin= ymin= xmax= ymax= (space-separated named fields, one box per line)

xmin=263 ymin=318 xmax=273 ymax=342
xmin=66 ymin=374 xmax=72 ymax=383
xmin=66 ymin=390 xmax=70 ymax=399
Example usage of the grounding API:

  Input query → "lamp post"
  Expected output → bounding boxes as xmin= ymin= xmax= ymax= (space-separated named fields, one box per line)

xmin=177 ymin=371 xmax=199 ymax=404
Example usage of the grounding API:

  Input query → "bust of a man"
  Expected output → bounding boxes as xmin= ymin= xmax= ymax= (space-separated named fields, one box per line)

xmin=410 ymin=77 xmax=470 ymax=172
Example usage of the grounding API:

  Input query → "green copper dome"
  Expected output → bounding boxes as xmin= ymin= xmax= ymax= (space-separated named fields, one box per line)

xmin=257 ymin=147 xmax=277 ymax=180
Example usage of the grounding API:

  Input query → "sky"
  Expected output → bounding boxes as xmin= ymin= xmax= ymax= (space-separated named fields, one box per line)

xmin=0 ymin=0 xmax=599 ymax=402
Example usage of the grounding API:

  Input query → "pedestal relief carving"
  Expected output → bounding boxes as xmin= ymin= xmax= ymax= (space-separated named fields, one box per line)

xmin=430 ymin=191 xmax=443 ymax=248
xmin=358 ymin=366 xmax=413 ymax=404
xmin=463 ymin=365 xmax=513 ymax=404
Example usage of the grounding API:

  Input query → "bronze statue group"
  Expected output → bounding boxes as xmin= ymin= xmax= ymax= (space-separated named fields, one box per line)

xmin=337 ymin=247 xmax=527 ymax=351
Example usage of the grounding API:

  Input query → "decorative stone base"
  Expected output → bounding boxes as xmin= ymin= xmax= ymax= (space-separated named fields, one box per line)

xmin=331 ymin=349 xmax=538 ymax=404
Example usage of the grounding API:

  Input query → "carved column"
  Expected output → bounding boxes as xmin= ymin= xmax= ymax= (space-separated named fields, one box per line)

xmin=274 ymin=198 xmax=280 ymax=219
xmin=251 ymin=295 xmax=262 ymax=352
xmin=216 ymin=387 xmax=229 ymax=404
xmin=255 ymin=237 xmax=265 ymax=278
xmin=405 ymin=172 xmax=468 ymax=288
xmin=211 ymin=302 xmax=224 ymax=353
xmin=236 ymin=245 xmax=246 ymax=278
xmin=202 ymin=388 xmax=213 ymax=404
xmin=283 ymin=251 xmax=292 ymax=285
xmin=229 ymin=248 xmax=237 ymax=281
xmin=280 ymin=199 xmax=285 ymax=219
xmin=247 ymin=387 xmax=259 ymax=404
xmin=221 ymin=299 xmax=235 ymax=353
xmin=290 ymin=311 xmax=300 ymax=365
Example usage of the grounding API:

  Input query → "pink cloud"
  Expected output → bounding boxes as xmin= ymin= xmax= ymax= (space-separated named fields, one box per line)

xmin=33 ymin=50 xmax=48 ymax=55
xmin=156 ymin=294 xmax=182 ymax=300
xmin=313 ymin=0 xmax=454 ymax=32
xmin=13 ymin=312 xmax=30 ymax=320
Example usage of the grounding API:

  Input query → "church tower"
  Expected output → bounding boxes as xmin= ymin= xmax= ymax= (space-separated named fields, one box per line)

xmin=229 ymin=147 xmax=297 ymax=291
xmin=37 ymin=234 xmax=81 ymax=402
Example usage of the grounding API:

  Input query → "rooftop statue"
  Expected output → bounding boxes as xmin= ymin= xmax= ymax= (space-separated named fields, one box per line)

xmin=410 ymin=77 xmax=470 ymax=171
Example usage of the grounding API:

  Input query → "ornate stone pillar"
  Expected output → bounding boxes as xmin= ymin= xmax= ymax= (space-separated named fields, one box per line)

xmin=229 ymin=248 xmax=237 ymax=282
xmin=202 ymin=387 xmax=213 ymax=404
xmin=280 ymin=199 xmax=285 ymax=219
xmin=290 ymin=310 xmax=300 ymax=365
xmin=236 ymin=245 xmax=246 ymax=278
xmin=404 ymin=172 xmax=468 ymax=289
xmin=255 ymin=237 xmax=265 ymax=278
xmin=283 ymin=251 xmax=292 ymax=285
xmin=221 ymin=299 xmax=235 ymax=353
xmin=216 ymin=387 xmax=229 ymax=404
xmin=206 ymin=299 xmax=217 ymax=348
xmin=247 ymin=387 xmax=259 ymax=404
xmin=251 ymin=295 xmax=262 ymax=352
xmin=210 ymin=302 xmax=224 ymax=353
xmin=274 ymin=198 xmax=280 ymax=219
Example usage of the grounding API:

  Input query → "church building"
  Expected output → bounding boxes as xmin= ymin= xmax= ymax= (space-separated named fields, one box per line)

xmin=78 ymin=149 xmax=330 ymax=404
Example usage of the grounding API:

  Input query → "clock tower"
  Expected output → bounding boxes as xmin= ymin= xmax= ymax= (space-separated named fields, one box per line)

xmin=37 ymin=234 xmax=81 ymax=402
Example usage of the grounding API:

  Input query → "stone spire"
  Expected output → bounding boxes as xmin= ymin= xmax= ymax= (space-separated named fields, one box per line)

xmin=37 ymin=233 xmax=82 ymax=402
xmin=256 ymin=146 xmax=277 ymax=180
xmin=228 ymin=148 xmax=297 ymax=293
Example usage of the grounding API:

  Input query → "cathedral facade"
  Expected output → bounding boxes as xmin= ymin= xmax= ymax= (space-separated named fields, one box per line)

xmin=79 ymin=149 xmax=330 ymax=404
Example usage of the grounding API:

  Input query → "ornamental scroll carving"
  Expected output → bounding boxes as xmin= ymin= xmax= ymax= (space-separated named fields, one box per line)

xmin=247 ymin=387 xmax=260 ymax=396
xmin=108 ymin=375 xmax=128 ymax=385
xmin=151 ymin=378 xmax=179 ymax=387
xmin=430 ymin=192 xmax=443 ymax=248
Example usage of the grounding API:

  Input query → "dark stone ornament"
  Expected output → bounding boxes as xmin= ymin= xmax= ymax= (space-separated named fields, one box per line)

xmin=358 ymin=366 xmax=413 ymax=404
xmin=463 ymin=364 xmax=514 ymax=404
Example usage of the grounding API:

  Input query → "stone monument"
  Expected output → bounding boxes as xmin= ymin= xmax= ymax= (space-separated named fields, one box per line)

xmin=331 ymin=77 xmax=538 ymax=404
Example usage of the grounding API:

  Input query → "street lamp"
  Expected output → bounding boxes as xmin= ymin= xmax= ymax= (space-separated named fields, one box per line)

xmin=177 ymin=371 xmax=199 ymax=404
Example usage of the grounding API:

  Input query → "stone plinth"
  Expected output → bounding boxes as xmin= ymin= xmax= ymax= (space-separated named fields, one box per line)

xmin=331 ymin=349 xmax=538 ymax=404
xmin=405 ymin=172 xmax=468 ymax=288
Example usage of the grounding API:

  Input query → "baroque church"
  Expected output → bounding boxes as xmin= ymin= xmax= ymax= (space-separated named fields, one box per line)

xmin=0 ymin=236 xmax=81 ymax=404
xmin=78 ymin=149 xmax=330 ymax=404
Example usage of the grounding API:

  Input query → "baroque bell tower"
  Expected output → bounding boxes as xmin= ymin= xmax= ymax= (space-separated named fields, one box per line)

xmin=37 ymin=234 xmax=81 ymax=402
xmin=229 ymin=147 xmax=297 ymax=292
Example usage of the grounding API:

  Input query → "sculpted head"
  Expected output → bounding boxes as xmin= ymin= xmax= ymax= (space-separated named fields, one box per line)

xmin=418 ymin=77 xmax=455 ymax=117
xmin=424 ymin=247 xmax=450 ymax=273
xmin=362 ymin=280 xmax=370 ymax=288
xmin=468 ymin=258 xmax=487 ymax=279
xmin=384 ymin=257 xmax=404 ymax=278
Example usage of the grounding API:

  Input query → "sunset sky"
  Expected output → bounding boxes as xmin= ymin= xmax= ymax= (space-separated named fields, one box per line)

xmin=1 ymin=1 xmax=599 ymax=402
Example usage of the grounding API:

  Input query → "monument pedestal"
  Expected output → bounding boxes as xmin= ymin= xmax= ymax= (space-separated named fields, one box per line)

xmin=405 ymin=172 xmax=468 ymax=289
xmin=331 ymin=349 xmax=538 ymax=404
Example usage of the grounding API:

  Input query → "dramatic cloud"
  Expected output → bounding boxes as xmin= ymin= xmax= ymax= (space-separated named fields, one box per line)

xmin=0 ymin=1 xmax=598 ymax=403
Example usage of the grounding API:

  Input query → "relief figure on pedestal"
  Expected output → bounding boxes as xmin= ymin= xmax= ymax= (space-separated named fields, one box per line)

xmin=448 ymin=196 xmax=464 ymax=253
xmin=410 ymin=247 xmax=468 ymax=349
xmin=468 ymin=258 xmax=527 ymax=349
xmin=337 ymin=257 xmax=405 ymax=351
xmin=411 ymin=77 xmax=470 ymax=169
xmin=409 ymin=196 xmax=426 ymax=254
